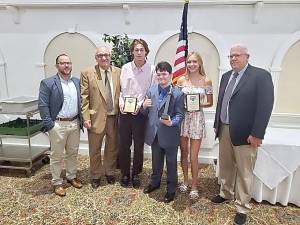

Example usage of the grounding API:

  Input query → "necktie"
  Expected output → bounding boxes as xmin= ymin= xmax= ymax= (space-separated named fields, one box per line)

xmin=158 ymin=86 xmax=168 ymax=107
xmin=159 ymin=90 xmax=166 ymax=103
xmin=105 ymin=70 xmax=113 ymax=113
xmin=220 ymin=73 xmax=238 ymax=124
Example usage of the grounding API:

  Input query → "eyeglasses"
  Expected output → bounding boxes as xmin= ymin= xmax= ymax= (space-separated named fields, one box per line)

xmin=57 ymin=62 xmax=72 ymax=66
xmin=228 ymin=54 xmax=247 ymax=59
xmin=96 ymin=53 xmax=110 ymax=58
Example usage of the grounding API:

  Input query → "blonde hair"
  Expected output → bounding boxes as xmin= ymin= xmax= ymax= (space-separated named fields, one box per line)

xmin=186 ymin=51 xmax=206 ymax=77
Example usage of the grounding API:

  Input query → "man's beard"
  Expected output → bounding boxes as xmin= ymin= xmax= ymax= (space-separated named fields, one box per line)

xmin=60 ymin=69 xmax=71 ymax=76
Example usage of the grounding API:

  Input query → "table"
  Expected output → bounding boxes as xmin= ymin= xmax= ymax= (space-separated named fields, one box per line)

xmin=0 ymin=97 xmax=50 ymax=176
xmin=252 ymin=127 xmax=300 ymax=207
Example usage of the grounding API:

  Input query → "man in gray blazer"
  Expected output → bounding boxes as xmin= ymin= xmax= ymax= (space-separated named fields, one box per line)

xmin=212 ymin=44 xmax=274 ymax=225
xmin=142 ymin=61 xmax=184 ymax=203
xmin=38 ymin=54 xmax=83 ymax=197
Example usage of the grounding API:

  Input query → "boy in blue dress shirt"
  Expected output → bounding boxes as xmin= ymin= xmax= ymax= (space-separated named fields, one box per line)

xmin=141 ymin=61 xmax=184 ymax=203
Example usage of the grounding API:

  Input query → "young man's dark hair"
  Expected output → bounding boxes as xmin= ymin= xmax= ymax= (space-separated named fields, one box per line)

xmin=155 ymin=61 xmax=172 ymax=74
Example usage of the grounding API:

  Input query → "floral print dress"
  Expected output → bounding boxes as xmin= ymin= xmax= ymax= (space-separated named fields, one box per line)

xmin=180 ymin=86 xmax=213 ymax=139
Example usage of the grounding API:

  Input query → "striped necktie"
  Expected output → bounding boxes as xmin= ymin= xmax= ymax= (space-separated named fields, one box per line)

xmin=220 ymin=73 xmax=238 ymax=124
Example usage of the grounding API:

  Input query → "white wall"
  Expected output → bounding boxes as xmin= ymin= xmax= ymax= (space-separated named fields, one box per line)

xmin=1 ymin=0 xmax=300 ymax=159
xmin=0 ymin=1 xmax=299 ymax=97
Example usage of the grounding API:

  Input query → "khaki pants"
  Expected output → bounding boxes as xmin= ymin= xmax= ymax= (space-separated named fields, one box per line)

xmin=88 ymin=115 xmax=118 ymax=179
xmin=48 ymin=119 xmax=80 ymax=186
xmin=218 ymin=124 xmax=257 ymax=213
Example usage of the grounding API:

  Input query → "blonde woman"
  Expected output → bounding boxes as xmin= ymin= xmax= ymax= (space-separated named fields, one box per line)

xmin=177 ymin=52 xmax=213 ymax=200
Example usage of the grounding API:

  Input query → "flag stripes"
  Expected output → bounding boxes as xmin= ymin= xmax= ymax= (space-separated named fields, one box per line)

xmin=172 ymin=1 xmax=189 ymax=84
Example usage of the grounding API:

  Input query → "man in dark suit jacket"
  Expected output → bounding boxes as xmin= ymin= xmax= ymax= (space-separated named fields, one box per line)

xmin=212 ymin=44 xmax=274 ymax=225
xmin=38 ymin=54 xmax=83 ymax=197
xmin=142 ymin=61 xmax=184 ymax=203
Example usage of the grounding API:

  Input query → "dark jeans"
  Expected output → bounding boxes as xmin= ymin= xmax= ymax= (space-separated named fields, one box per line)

xmin=119 ymin=112 xmax=146 ymax=177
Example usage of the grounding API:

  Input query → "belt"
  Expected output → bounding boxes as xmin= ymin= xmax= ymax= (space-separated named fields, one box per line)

xmin=221 ymin=122 xmax=229 ymax=126
xmin=56 ymin=115 xmax=78 ymax=121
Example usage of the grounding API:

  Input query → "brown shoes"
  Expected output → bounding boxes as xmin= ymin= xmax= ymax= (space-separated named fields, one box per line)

xmin=53 ymin=178 xmax=83 ymax=197
xmin=67 ymin=178 xmax=83 ymax=189
xmin=54 ymin=185 xmax=66 ymax=197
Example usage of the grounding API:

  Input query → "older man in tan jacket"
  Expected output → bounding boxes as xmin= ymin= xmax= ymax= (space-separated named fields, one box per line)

xmin=81 ymin=46 xmax=121 ymax=189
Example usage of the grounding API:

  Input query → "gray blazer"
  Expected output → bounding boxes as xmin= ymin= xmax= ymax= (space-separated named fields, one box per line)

xmin=214 ymin=64 xmax=274 ymax=145
xmin=142 ymin=84 xmax=184 ymax=149
xmin=38 ymin=74 xmax=83 ymax=132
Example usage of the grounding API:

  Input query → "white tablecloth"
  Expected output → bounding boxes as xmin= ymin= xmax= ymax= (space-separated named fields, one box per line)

xmin=252 ymin=128 xmax=300 ymax=207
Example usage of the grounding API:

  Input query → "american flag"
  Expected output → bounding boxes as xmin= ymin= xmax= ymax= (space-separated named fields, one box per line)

xmin=172 ymin=0 xmax=189 ymax=84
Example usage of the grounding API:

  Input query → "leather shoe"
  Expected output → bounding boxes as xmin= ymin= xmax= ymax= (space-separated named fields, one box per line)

xmin=67 ymin=178 xmax=83 ymax=189
xmin=54 ymin=185 xmax=66 ymax=197
xmin=234 ymin=213 xmax=247 ymax=225
xmin=211 ymin=195 xmax=229 ymax=204
xmin=120 ymin=175 xmax=130 ymax=187
xmin=164 ymin=192 xmax=175 ymax=203
xmin=106 ymin=175 xmax=116 ymax=184
xmin=91 ymin=179 xmax=101 ymax=189
xmin=143 ymin=184 xmax=160 ymax=194
xmin=132 ymin=175 xmax=141 ymax=188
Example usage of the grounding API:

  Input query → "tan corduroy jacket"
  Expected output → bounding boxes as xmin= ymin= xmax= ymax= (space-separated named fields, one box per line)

xmin=80 ymin=65 xmax=121 ymax=134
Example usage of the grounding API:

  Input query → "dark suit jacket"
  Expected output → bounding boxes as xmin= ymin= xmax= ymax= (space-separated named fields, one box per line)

xmin=142 ymin=84 xmax=184 ymax=149
xmin=38 ymin=74 xmax=83 ymax=132
xmin=214 ymin=64 xmax=274 ymax=145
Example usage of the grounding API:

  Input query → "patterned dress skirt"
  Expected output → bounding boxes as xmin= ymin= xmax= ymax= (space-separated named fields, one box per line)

xmin=180 ymin=110 xmax=205 ymax=139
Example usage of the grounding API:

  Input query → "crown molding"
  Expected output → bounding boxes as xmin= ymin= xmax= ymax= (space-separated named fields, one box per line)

xmin=1 ymin=0 xmax=300 ymax=8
